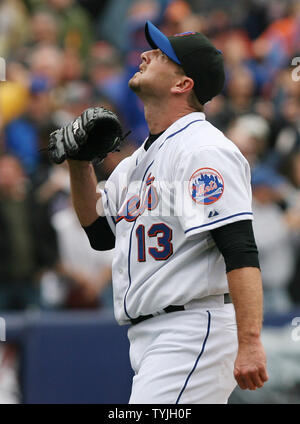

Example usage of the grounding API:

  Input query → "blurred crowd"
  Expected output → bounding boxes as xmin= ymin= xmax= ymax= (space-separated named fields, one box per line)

xmin=0 ymin=0 xmax=300 ymax=314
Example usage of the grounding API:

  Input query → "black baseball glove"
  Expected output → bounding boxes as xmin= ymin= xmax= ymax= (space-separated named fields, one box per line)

xmin=48 ymin=107 xmax=126 ymax=164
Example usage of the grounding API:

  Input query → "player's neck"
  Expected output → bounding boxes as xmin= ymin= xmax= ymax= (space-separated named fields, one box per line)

xmin=144 ymin=100 xmax=196 ymax=134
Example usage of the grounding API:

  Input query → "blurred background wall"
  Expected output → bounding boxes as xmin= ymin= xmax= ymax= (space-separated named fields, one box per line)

xmin=0 ymin=0 xmax=300 ymax=404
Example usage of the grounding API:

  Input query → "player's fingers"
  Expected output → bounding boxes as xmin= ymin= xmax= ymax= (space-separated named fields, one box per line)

xmin=248 ymin=363 xmax=268 ymax=388
xmin=243 ymin=366 xmax=269 ymax=390
xmin=235 ymin=368 xmax=262 ymax=390
xmin=243 ymin=374 xmax=257 ymax=390
xmin=236 ymin=375 xmax=249 ymax=390
xmin=259 ymin=366 xmax=269 ymax=383
xmin=248 ymin=371 xmax=265 ymax=389
xmin=234 ymin=369 xmax=248 ymax=390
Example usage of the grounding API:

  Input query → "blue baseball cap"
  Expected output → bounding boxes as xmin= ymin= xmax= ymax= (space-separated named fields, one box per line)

xmin=145 ymin=21 xmax=225 ymax=104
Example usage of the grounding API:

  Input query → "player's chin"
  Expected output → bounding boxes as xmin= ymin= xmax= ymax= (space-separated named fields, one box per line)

xmin=128 ymin=76 xmax=141 ymax=92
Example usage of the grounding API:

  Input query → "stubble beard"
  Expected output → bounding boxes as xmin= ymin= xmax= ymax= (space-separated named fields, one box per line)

xmin=128 ymin=74 xmax=156 ymax=104
xmin=128 ymin=72 xmax=161 ymax=105
xmin=128 ymin=73 xmax=141 ymax=93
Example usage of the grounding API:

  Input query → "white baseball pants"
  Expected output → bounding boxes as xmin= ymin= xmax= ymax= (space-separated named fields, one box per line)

xmin=128 ymin=295 xmax=238 ymax=404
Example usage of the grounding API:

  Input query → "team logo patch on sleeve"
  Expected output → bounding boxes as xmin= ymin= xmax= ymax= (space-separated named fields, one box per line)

xmin=189 ymin=168 xmax=224 ymax=205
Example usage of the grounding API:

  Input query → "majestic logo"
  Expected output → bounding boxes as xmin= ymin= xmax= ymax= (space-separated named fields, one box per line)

xmin=189 ymin=168 xmax=224 ymax=205
xmin=116 ymin=173 xmax=159 ymax=223
xmin=208 ymin=210 xmax=219 ymax=218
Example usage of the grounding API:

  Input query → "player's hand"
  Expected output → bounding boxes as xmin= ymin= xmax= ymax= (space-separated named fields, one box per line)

xmin=234 ymin=339 xmax=268 ymax=390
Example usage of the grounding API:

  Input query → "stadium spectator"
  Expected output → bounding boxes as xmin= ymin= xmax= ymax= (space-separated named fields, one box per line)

xmin=0 ymin=0 xmax=29 ymax=58
xmin=43 ymin=0 xmax=95 ymax=58
xmin=4 ymin=77 xmax=55 ymax=176
xmin=29 ymin=10 xmax=59 ymax=46
xmin=279 ymin=151 xmax=300 ymax=305
xmin=0 ymin=155 xmax=58 ymax=310
xmin=251 ymin=166 xmax=295 ymax=314
xmin=226 ymin=114 xmax=271 ymax=168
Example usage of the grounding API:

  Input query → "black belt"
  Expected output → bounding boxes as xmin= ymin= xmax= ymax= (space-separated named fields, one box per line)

xmin=130 ymin=294 xmax=232 ymax=326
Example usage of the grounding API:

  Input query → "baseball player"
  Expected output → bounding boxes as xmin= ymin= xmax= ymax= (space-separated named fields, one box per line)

xmin=48 ymin=21 xmax=268 ymax=403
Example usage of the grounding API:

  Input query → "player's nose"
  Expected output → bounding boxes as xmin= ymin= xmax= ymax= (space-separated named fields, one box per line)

xmin=140 ymin=50 xmax=152 ymax=64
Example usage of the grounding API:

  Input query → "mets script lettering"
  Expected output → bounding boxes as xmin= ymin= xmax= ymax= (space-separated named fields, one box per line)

xmin=116 ymin=173 xmax=159 ymax=222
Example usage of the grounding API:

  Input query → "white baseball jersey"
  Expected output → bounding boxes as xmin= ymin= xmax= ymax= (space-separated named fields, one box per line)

xmin=100 ymin=112 xmax=253 ymax=325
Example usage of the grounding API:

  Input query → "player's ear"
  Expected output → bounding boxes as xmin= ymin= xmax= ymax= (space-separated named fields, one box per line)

xmin=171 ymin=76 xmax=194 ymax=96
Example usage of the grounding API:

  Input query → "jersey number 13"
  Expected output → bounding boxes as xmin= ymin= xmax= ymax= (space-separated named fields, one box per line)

xmin=136 ymin=223 xmax=173 ymax=261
